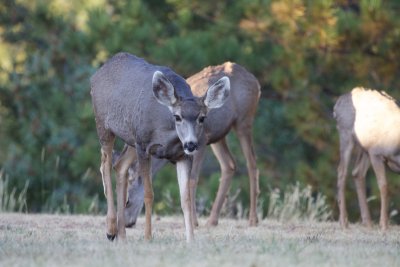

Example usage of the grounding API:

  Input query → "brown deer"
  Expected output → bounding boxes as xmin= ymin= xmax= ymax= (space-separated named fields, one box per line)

xmin=334 ymin=87 xmax=400 ymax=230
xmin=119 ymin=62 xmax=261 ymax=228
xmin=90 ymin=52 xmax=230 ymax=242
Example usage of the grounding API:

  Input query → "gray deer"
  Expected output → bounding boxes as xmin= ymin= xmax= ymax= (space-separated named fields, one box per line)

xmin=90 ymin=52 xmax=230 ymax=242
xmin=116 ymin=62 xmax=261 ymax=228
xmin=334 ymin=87 xmax=400 ymax=230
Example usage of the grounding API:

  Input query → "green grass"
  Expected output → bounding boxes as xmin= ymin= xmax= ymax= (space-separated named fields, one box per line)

xmin=1 ymin=213 xmax=400 ymax=267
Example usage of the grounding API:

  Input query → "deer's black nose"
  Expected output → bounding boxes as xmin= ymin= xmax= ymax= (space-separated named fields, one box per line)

xmin=184 ymin=142 xmax=198 ymax=152
xmin=125 ymin=220 xmax=136 ymax=228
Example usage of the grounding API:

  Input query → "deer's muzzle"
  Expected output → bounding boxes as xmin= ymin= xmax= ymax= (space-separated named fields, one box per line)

xmin=184 ymin=142 xmax=198 ymax=153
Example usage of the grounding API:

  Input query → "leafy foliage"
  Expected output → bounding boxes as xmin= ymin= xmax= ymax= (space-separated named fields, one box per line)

xmin=1 ymin=0 xmax=400 ymax=223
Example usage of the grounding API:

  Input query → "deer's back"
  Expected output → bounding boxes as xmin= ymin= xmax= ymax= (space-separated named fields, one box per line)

xmin=187 ymin=62 xmax=260 ymax=143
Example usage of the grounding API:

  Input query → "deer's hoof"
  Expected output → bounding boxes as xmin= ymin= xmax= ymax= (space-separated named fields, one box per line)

xmin=362 ymin=221 xmax=373 ymax=229
xmin=125 ymin=221 xmax=136 ymax=228
xmin=249 ymin=219 xmax=258 ymax=227
xmin=339 ymin=220 xmax=349 ymax=229
xmin=206 ymin=219 xmax=218 ymax=227
xmin=107 ymin=233 xmax=116 ymax=241
xmin=380 ymin=222 xmax=388 ymax=232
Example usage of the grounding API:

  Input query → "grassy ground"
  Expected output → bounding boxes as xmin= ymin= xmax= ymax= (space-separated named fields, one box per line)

xmin=1 ymin=213 xmax=400 ymax=267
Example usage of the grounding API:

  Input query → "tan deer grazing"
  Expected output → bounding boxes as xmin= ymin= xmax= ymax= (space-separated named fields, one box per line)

xmin=90 ymin=52 xmax=230 ymax=242
xmin=334 ymin=87 xmax=400 ymax=230
xmin=118 ymin=62 xmax=261 ymax=228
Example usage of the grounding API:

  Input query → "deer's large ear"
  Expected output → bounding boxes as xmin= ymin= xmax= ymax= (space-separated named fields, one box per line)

xmin=203 ymin=76 xmax=230 ymax=109
xmin=152 ymin=71 xmax=177 ymax=107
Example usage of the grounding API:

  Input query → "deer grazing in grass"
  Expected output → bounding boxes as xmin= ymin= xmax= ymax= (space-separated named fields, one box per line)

xmin=117 ymin=62 xmax=261 ymax=228
xmin=334 ymin=87 xmax=400 ymax=230
xmin=90 ymin=52 xmax=230 ymax=242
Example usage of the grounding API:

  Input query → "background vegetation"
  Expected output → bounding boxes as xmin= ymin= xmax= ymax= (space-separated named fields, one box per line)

xmin=1 ymin=0 xmax=400 ymax=223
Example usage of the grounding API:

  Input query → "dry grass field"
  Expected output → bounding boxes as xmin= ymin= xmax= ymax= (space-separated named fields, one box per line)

xmin=1 ymin=213 xmax=400 ymax=267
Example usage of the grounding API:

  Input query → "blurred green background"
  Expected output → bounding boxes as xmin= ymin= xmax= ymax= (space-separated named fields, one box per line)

xmin=1 ymin=0 xmax=400 ymax=223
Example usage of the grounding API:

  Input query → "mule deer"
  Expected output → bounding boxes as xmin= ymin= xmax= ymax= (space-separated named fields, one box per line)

xmin=118 ymin=62 xmax=260 ymax=228
xmin=334 ymin=87 xmax=400 ymax=230
xmin=90 ymin=52 xmax=230 ymax=242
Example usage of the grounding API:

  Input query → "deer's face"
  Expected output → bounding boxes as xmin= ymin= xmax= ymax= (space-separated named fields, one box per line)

xmin=170 ymin=100 xmax=206 ymax=155
xmin=152 ymin=71 xmax=230 ymax=155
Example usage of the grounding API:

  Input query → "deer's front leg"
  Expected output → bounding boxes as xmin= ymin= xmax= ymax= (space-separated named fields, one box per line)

xmin=114 ymin=145 xmax=137 ymax=241
xmin=100 ymin=145 xmax=117 ymax=241
xmin=189 ymin=147 xmax=206 ymax=228
xmin=177 ymin=157 xmax=194 ymax=243
xmin=138 ymin=153 xmax=153 ymax=240
xmin=208 ymin=138 xmax=236 ymax=226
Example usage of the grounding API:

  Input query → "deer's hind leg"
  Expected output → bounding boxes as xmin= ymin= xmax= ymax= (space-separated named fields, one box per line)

xmin=236 ymin=126 xmax=259 ymax=226
xmin=99 ymin=134 xmax=117 ymax=241
xmin=207 ymin=138 xmax=236 ymax=226
xmin=370 ymin=154 xmax=389 ymax=231
xmin=337 ymin=129 xmax=355 ymax=229
xmin=351 ymin=145 xmax=372 ymax=228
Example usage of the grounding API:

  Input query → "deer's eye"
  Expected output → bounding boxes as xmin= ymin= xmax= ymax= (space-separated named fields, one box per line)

xmin=198 ymin=116 xmax=206 ymax=123
xmin=174 ymin=115 xmax=182 ymax=122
